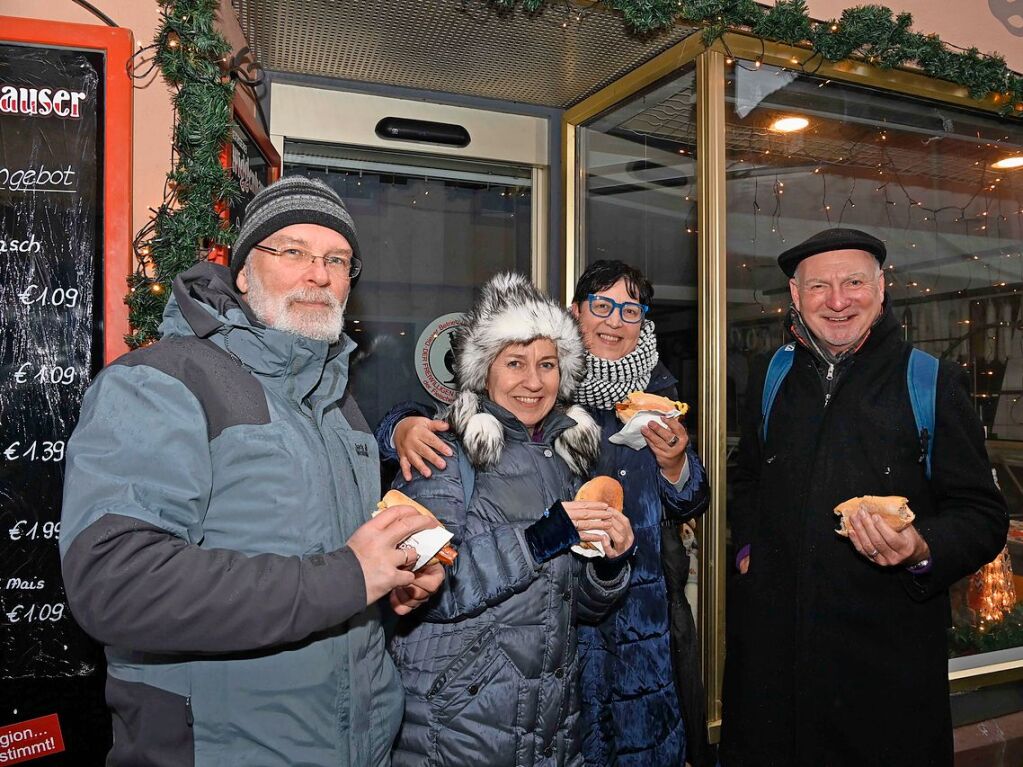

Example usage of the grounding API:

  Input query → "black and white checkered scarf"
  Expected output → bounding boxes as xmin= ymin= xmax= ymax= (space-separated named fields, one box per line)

xmin=574 ymin=320 xmax=659 ymax=410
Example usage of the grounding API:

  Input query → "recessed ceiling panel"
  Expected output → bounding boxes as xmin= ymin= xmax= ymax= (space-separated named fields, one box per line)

xmin=231 ymin=0 xmax=697 ymax=107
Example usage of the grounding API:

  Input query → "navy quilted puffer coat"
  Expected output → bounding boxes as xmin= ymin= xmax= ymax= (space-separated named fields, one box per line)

xmin=579 ymin=363 xmax=710 ymax=767
xmin=388 ymin=400 xmax=630 ymax=767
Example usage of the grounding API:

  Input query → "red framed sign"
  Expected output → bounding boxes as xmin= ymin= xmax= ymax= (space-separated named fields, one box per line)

xmin=211 ymin=97 xmax=281 ymax=264
xmin=0 ymin=16 xmax=133 ymax=764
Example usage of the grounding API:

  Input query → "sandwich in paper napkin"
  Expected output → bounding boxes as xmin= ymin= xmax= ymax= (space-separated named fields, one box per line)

xmin=400 ymin=527 xmax=456 ymax=571
xmin=571 ymin=534 xmax=606 ymax=558
xmin=569 ymin=476 xmax=624 ymax=558
xmin=370 ymin=509 xmax=455 ymax=571
xmin=375 ymin=489 xmax=458 ymax=571
xmin=609 ymin=408 xmax=685 ymax=450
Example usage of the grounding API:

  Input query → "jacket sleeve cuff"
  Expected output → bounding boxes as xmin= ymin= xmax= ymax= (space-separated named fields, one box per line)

xmin=659 ymin=446 xmax=710 ymax=522
xmin=586 ymin=558 xmax=631 ymax=590
xmin=524 ymin=501 xmax=581 ymax=564
xmin=305 ymin=546 xmax=367 ymax=621
xmin=373 ymin=400 xmax=434 ymax=462
xmin=592 ymin=540 xmax=636 ymax=581
xmin=906 ymin=557 xmax=933 ymax=575
xmin=663 ymin=455 xmax=691 ymax=488
xmin=735 ymin=543 xmax=751 ymax=571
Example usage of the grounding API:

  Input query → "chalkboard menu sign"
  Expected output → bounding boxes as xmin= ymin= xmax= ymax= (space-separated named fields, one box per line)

xmin=0 ymin=18 xmax=132 ymax=764
xmin=0 ymin=40 xmax=101 ymax=675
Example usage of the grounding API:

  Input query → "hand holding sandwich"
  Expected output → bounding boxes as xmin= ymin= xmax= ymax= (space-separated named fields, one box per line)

xmin=568 ymin=477 xmax=635 ymax=559
xmin=616 ymin=392 xmax=690 ymax=483
xmin=346 ymin=506 xmax=442 ymax=605
xmin=389 ymin=563 xmax=445 ymax=616
xmin=562 ymin=502 xmax=635 ymax=559
xmin=640 ymin=417 xmax=689 ymax=484
xmin=836 ymin=495 xmax=931 ymax=567
xmin=846 ymin=510 xmax=930 ymax=567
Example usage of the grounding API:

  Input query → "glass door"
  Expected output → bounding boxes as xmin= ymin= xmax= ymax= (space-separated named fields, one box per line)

xmin=284 ymin=142 xmax=533 ymax=434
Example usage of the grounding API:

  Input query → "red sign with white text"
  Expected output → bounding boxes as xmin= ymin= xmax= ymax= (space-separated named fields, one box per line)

xmin=0 ymin=715 xmax=65 ymax=764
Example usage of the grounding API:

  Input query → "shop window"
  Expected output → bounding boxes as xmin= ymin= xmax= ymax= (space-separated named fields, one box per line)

xmin=577 ymin=65 xmax=700 ymax=417
xmin=721 ymin=61 xmax=1023 ymax=665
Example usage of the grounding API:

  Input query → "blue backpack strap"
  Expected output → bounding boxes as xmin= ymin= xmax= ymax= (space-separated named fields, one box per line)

xmin=455 ymin=442 xmax=476 ymax=510
xmin=907 ymin=348 xmax=939 ymax=480
xmin=761 ymin=344 xmax=796 ymax=443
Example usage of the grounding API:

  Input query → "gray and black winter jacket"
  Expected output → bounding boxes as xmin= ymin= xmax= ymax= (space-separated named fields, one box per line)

xmin=389 ymin=400 xmax=630 ymax=767
xmin=60 ymin=262 xmax=401 ymax=767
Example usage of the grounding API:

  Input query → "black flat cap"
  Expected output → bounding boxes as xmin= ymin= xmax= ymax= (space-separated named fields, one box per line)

xmin=778 ymin=227 xmax=886 ymax=277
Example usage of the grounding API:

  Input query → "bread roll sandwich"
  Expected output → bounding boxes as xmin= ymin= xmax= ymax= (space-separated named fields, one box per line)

xmin=377 ymin=489 xmax=458 ymax=566
xmin=576 ymin=475 xmax=624 ymax=509
xmin=834 ymin=495 xmax=915 ymax=537
xmin=615 ymin=391 xmax=689 ymax=424
xmin=574 ymin=476 xmax=624 ymax=551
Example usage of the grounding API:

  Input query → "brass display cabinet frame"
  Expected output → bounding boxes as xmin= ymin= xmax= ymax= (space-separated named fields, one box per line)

xmin=562 ymin=30 xmax=1021 ymax=743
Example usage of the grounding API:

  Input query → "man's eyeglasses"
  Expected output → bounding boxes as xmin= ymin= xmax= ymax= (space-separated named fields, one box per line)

xmin=587 ymin=293 xmax=648 ymax=324
xmin=251 ymin=244 xmax=362 ymax=279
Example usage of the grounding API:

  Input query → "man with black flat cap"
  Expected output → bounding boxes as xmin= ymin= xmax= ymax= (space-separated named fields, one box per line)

xmin=721 ymin=227 xmax=1007 ymax=767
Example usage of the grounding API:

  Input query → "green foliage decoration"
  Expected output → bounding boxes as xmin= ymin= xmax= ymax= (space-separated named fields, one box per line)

xmin=489 ymin=1 xmax=1023 ymax=113
xmin=125 ymin=0 xmax=239 ymax=349
xmin=949 ymin=602 xmax=1023 ymax=657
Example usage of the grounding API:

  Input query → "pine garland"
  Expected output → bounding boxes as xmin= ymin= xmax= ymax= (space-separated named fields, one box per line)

xmin=124 ymin=0 xmax=1020 ymax=346
xmin=949 ymin=603 xmax=1023 ymax=657
xmin=125 ymin=0 xmax=239 ymax=348
xmin=491 ymin=0 xmax=1023 ymax=113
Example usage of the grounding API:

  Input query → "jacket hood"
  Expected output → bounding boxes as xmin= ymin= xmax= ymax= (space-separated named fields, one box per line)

xmin=448 ymin=393 xmax=600 ymax=476
xmin=160 ymin=262 xmax=354 ymax=405
xmin=447 ymin=272 xmax=595 ymax=474
xmin=160 ymin=261 xmax=259 ymax=339
xmin=454 ymin=272 xmax=586 ymax=401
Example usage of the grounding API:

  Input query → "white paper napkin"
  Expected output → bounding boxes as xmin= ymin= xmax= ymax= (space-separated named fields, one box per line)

xmin=400 ymin=527 xmax=455 ymax=571
xmin=373 ymin=508 xmax=455 ymax=571
xmin=608 ymin=409 xmax=684 ymax=450
xmin=571 ymin=531 xmax=607 ymax=558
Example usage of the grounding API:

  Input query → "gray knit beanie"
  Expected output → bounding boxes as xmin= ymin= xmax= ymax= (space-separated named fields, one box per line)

xmin=230 ymin=175 xmax=361 ymax=280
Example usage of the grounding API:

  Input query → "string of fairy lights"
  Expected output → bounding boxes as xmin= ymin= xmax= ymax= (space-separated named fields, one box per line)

xmin=124 ymin=0 xmax=1021 ymax=349
xmin=726 ymin=106 xmax=1023 ymax=306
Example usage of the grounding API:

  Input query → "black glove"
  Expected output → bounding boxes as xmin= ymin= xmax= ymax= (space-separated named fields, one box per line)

xmin=524 ymin=501 xmax=580 ymax=564
xmin=592 ymin=540 xmax=636 ymax=581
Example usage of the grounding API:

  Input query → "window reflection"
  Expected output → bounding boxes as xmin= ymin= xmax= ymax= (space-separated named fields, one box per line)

xmin=580 ymin=66 xmax=700 ymax=414
xmin=283 ymin=153 xmax=532 ymax=433
xmin=722 ymin=62 xmax=1023 ymax=663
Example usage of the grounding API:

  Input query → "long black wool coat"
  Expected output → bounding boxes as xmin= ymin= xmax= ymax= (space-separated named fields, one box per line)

xmin=722 ymin=306 xmax=1008 ymax=767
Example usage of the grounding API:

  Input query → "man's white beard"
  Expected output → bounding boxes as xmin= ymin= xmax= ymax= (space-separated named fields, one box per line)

xmin=243 ymin=264 xmax=346 ymax=343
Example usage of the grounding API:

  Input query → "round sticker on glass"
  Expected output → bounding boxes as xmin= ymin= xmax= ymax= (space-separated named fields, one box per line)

xmin=415 ymin=312 xmax=465 ymax=404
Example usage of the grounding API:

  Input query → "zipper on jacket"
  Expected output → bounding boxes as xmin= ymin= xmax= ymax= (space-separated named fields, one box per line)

xmin=185 ymin=696 xmax=194 ymax=727
xmin=823 ymin=362 xmax=835 ymax=406
xmin=426 ymin=675 xmax=446 ymax=699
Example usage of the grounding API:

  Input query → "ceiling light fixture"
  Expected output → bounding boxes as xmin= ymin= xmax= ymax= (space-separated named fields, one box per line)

xmin=770 ymin=116 xmax=809 ymax=133
xmin=991 ymin=156 xmax=1023 ymax=170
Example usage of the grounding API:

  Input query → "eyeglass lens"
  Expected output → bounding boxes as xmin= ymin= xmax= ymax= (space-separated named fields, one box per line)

xmin=259 ymin=245 xmax=361 ymax=278
xmin=590 ymin=296 xmax=644 ymax=323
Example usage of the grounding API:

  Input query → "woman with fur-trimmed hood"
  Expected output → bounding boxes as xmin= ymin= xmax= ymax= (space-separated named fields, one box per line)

xmin=388 ymin=273 xmax=634 ymax=767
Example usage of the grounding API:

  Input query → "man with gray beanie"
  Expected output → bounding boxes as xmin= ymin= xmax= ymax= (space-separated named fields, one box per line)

xmin=60 ymin=175 xmax=444 ymax=766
